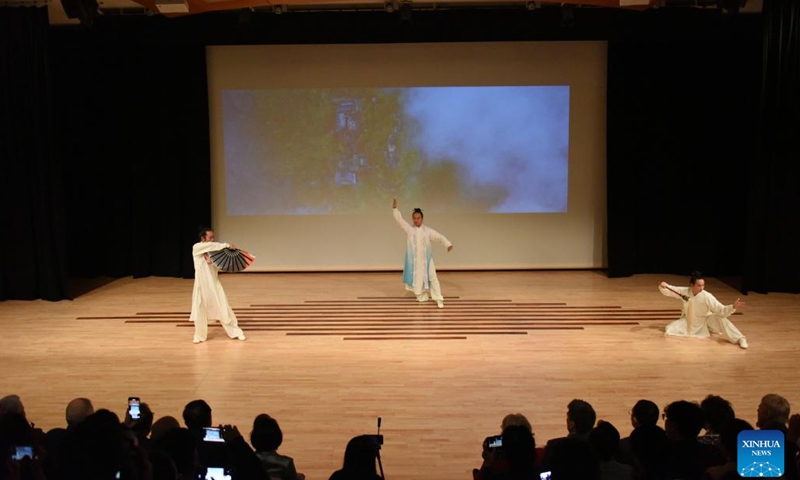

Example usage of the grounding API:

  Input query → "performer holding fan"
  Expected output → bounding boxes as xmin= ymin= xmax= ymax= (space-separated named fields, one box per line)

xmin=190 ymin=228 xmax=252 ymax=344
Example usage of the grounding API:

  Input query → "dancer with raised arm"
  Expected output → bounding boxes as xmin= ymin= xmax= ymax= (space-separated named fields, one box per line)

xmin=659 ymin=271 xmax=747 ymax=349
xmin=392 ymin=198 xmax=453 ymax=308
xmin=190 ymin=228 xmax=247 ymax=344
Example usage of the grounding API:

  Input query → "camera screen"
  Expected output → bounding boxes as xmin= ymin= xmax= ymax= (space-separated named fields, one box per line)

xmin=205 ymin=467 xmax=232 ymax=480
xmin=487 ymin=436 xmax=503 ymax=449
xmin=203 ymin=427 xmax=224 ymax=442
xmin=13 ymin=446 xmax=33 ymax=461
xmin=128 ymin=397 xmax=141 ymax=420
xmin=539 ymin=471 xmax=552 ymax=480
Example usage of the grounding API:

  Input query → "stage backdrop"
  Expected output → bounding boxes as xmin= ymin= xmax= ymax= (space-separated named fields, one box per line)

xmin=207 ymin=41 xmax=607 ymax=271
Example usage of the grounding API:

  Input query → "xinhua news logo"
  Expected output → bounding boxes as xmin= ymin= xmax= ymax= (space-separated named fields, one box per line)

xmin=738 ymin=430 xmax=784 ymax=477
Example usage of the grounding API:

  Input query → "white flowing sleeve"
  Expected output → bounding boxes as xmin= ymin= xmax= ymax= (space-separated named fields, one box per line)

xmin=703 ymin=292 xmax=736 ymax=318
xmin=192 ymin=242 xmax=230 ymax=257
xmin=426 ymin=227 xmax=452 ymax=249
xmin=393 ymin=208 xmax=415 ymax=235
xmin=659 ymin=284 xmax=689 ymax=300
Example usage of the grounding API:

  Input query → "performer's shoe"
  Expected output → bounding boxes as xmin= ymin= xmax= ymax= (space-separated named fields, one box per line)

xmin=417 ymin=293 xmax=429 ymax=302
xmin=236 ymin=334 xmax=247 ymax=341
xmin=437 ymin=300 xmax=444 ymax=309
xmin=738 ymin=338 xmax=748 ymax=349
xmin=193 ymin=338 xmax=204 ymax=344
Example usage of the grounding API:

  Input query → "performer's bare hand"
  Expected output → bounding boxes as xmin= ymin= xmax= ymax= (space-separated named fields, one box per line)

xmin=733 ymin=298 xmax=745 ymax=310
xmin=660 ymin=282 xmax=668 ymax=289
xmin=392 ymin=198 xmax=397 ymax=209
xmin=447 ymin=245 xmax=453 ymax=252
xmin=229 ymin=244 xmax=236 ymax=250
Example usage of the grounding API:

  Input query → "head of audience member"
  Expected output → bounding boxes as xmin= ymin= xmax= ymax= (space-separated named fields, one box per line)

xmin=251 ymin=414 xmax=283 ymax=453
xmin=629 ymin=424 xmax=669 ymax=480
xmin=663 ymin=401 xmax=705 ymax=441
xmin=0 ymin=395 xmax=26 ymax=421
xmin=566 ymin=399 xmax=596 ymax=435
xmin=501 ymin=413 xmax=533 ymax=434
xmin=60 ymin=409 xmax=143 ymax=480
xmin=757 ymin=394 xmax=791 ymax=430
xmin=84 ymin=408 xmax=122 ymax=429
xmin=182 ymin=400 xmax=212 ymax=432
xmin=700 ymin=395 xmax=735 ymax=435
xmin=549 ymin=436 xmax=601 ymax=480
xmin=151 ymin=416 xmax=181 ymax=443
xmin=154 ymin=427 xmax=200 ymax=480
xmin=501 ymin=424 xmax=537 ymax=478
xmin=66 ymin=397 xmax=94 ymax=429
xmin=588 ymin=420 xmax=622 ymax=462
xmin=338 ymin=435 xmax=379 ymax=477
xmin=630 ymin=399 xmax=660 ymax=430
xmin=127 ymin=402 xmax=155 ymax=442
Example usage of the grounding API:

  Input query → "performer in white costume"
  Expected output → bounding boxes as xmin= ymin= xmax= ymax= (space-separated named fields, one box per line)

xmin=392 ymin=198 xmax=453 ymax=308
xmin=659 ymin=271 xmax=747 ymax=349
xmin=190 ymin=228 xmax=246 ymax=344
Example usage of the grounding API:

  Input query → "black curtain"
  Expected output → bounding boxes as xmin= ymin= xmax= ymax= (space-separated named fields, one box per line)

xmin=0 ymin=7 xmax=68 ymax=301
xmin=49 ymin=30 xmax=211 ymax=281
xmin=4 ymin=5 xmax=794 ymax=299
xmin=743 ymin=0 xmax=800 ymax=293
xmin=607 ymin=16 xmax=763 ymax=283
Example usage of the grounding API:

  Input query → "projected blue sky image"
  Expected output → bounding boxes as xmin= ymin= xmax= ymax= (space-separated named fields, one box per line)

xmin=222 ymin=86 xmax=569 ymax=215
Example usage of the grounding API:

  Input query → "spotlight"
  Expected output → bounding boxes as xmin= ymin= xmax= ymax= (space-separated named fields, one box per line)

xmin=273 ymin=4 xmax=284 ymax=14
xmin=384 ymin=1 xmax=396 ymax=12
xmin=525 ymin=1 xmax=538 ymax=10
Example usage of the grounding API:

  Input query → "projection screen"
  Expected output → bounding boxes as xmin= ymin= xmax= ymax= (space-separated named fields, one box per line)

xmin=207 ymin=41 xmax=607 ymax=271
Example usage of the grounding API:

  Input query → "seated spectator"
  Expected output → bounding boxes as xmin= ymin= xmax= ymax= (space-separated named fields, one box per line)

xmin=152 ymin=416 xmax=181 ymax=443
xmin=329 ymin=435 xmax=383 ymax=480
xmin=548 ymin=436 xmax=600 ymax=480
xmin=154 ymin=427 xmax=200 ymax=480
xmin=0 ymin=396 xmax=48 ymax=480
xmin=59 ymin=409 xmax=151 ymax=480
xmin=617 ymin=399 xmax=659 ymax=466
xmin=756 ymin=394 xmax=799 ymax=480
xmin=704 ymin=418 xmax=752 ymax=480
xmin=181 ymin=399 xmax=266 ymax=480
xmin=125 ymin=402 xmax=155 ymax=450
xmin=698 ymin=395 xmax=735 ymax=447
xmin=0 ymin=414 xmax=48 ymax=480
xmin=474 ymin=413 xmax=539 ymax=480
xmin=588 ymin=420 xmax=633 ymax=480
xmin=250 ymin=414 xmax=305 ymax=480
xmin=500 ymin=425 xmax=538 ymax=480
xmin=629 ymin=424 xmax=668 ymax=480
xmin=663 ymin=401 xmax=725 ymax=480
xmin=757 ymin=394 xmax=791 ymax=430
xmin=544 ymin=399 xmax=596 ymax=470
xmin=44 ymin=398 xmax=94 ymax=480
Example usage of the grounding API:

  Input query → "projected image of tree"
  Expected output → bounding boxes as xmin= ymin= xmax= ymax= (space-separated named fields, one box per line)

xmin=222 ymin=86 xmax=569 ymax=215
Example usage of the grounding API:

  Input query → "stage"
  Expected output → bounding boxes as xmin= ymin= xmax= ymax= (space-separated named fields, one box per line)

xmin=1 ymin=271 xmax=798 ymax=480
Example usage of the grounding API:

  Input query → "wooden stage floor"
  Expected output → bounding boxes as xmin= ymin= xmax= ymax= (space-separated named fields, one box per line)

xmin=1 ymin=271 xmax=798 ymax=480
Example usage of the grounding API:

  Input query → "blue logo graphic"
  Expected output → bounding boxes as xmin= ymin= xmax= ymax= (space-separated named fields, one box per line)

xmin=738 ymin=430 xmax=784 ymax=477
